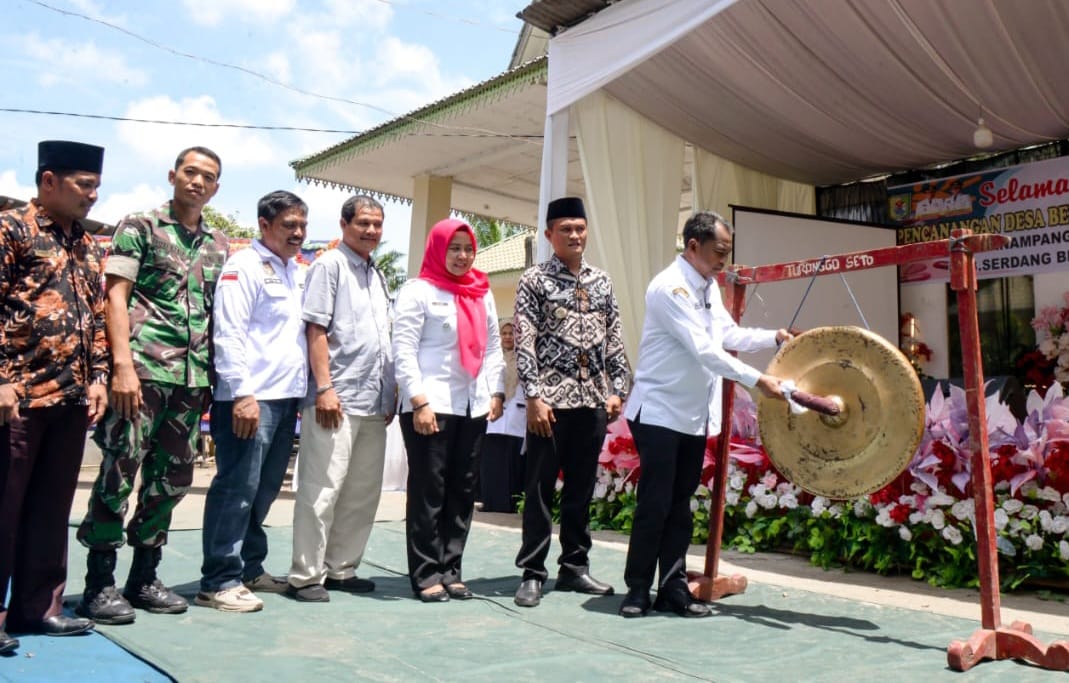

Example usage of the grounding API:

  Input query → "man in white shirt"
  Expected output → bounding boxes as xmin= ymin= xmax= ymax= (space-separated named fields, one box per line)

xmin=196 ymin=190 xmax=308 ymax=612
xmin=619 ymin=211 xmax=790 ymax=619
xmin=287 ymin=195 xmax=396 ymax=603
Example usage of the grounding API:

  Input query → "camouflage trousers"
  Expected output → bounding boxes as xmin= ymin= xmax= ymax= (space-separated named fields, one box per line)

xmin=77 ymin=382 xmax=209 ymax=550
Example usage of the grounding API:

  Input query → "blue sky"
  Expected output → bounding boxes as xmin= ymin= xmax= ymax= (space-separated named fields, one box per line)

xmin=0 ymin=0 xmax=528 ymax=263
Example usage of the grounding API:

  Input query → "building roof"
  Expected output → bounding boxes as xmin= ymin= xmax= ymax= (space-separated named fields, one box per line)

xmin=516 ymin=0 xmax=610 ymax=34
xmin=291 ymin=56 xmax=578 ymax=229
xmin=474 ymin=229 xmax=533 ymax=274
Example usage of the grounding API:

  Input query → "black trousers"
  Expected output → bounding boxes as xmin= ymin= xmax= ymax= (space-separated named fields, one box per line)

xmin=479 ymin=434 xmax=524 ymax=513
xmin=0 ymin=404 xmax=89 ymax=630
xmin=623 ymin=416 xmax=706 ymax=596
xmin=400 ymin=410 xmax=486 ymax=593
xmin=516 ymin=407 xmax=607 ymax=583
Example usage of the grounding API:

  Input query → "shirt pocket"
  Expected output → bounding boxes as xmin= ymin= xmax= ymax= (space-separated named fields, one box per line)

xmin=425 ymin=299 xmax=457 ymax=337
xmin=145 ymin=247 xmax=184 ymax=300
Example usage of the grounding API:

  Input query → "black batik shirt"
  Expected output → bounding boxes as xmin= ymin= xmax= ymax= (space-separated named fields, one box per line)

xmin=513 ymin=254 xmax=631 ymax=409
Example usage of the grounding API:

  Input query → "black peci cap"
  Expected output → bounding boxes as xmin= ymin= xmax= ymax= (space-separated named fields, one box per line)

xmin=546 ymin=196 xmax=586 ymax=223
xmin=38 ymin=140 xmax=105 ymax=175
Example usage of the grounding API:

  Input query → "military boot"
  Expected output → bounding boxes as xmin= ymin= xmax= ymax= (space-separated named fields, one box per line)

xmin=123 ymin=546 xmax=188 ymax=614
xmin=77 ymin=549 xmax=136 ymax=625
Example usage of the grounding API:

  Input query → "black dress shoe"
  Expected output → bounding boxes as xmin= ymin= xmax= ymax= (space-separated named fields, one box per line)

xmin=417 ymin=587 xmax=450 ymax=603
xmin=0 ymin=629 xmax=18 ymax=654
xmin=287 ymin=583 xmax=330 ymax=602
xmin=40 ymin=615 xmax=95 ymax=636
xmin=555 ymin=571 xmax=615 ymax=596
xmin=444 ymin=583 xmax=474 ymax=600
xmin=618 ymin=588 xmax=652 ymax=618
xmin=325 ymin=576 xmax=375 ymax=593
xmin=652 ymin=593 xmax=712 ymax=618
xmin=513 ymin=579 xmax=542 ymax=607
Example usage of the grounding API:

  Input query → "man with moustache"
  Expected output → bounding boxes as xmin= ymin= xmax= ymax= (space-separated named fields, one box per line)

xmin=287 ymin=195 xmax=395 ymax=602
xmin=0 ymin=141 xmax=109 ymax=651
xmin=619 ymin=211 xmax=790 ymax=619
xmin=77 ymin=147 xmax=229 ymax=625
xmin=197 ymin=190 xmax=309 ymax=612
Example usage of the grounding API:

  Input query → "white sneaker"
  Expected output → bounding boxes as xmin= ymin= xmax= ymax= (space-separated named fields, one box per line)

xmin=194 ymin=586 xmax=264 ymax=613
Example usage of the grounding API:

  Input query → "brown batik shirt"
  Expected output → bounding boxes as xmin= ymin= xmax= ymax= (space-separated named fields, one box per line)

xmin=514 ymin=254 xmax=631 ymax=409
xmin=0 ymin=199 xmax=109 ymax=408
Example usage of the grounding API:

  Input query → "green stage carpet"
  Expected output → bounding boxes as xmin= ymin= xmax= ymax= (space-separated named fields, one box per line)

xmin=32 ymin=521 xmax=1067 ymax=682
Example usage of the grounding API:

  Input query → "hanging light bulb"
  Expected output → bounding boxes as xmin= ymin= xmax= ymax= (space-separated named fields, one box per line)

xmin=973 ymin=115 xmax=993 ymax=149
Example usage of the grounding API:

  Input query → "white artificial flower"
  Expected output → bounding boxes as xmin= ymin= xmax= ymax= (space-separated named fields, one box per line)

xmin=951 ymin=500 xmax=974 ymax=520
xmin=927 ymin=492 xmax=956 ymax=507
xmin=910 ymin=481 xmax=929 ymax=494
xmin=690 ymin=498 xmax=699 ymax=513
xmin=725 ymin=490 xmax=740 ymax=506
xmin=942 ymin=526 xmax=964 ymax=545
xmin=1039 ymin=510 xmax=1054 ymax=531
xmin=749 ymin=483 xmax=768 ymax=497
xmin=1002 ymin=499 xmax=1024 ymax=514
xmin=853 ymin=499 xmax=873 ymax=517
xmin=779 ymin=492 xmax=798 ymax=510
xmin=729 ymin=472 xmax=746 ymax=490
xmin=1025 ymin=534 xmax=1044 ymax=551
xmin=993 ymin=508 xmax=1009 ymax=531
xmin=828 ymin=503 xmax=844 ymax=519
xmin=745 ymin=500 xmax=758 ymax=518
xmin=909 ymin=511 xmax=925 ymax=525
xmin=704 ymin=498 xmax=712 ymax=511
xmin=1039 ymin=338 xmax=1057 ymax=357
xmin=1039 ymin=486 xmax=1062 ymax=502
xmin=875 ymin=507 xmax=894 ymax=528
xmin=930 ymin=509 xmax=947 ymax=530
xmin=898 ymin=495 xmax=916 ymax=507
xmin=1020 ymin=505 xmax=1039 ymax=520
xmin=1060 ymin=540 xmax=1069 ymax=561
xmin=594 ymin=481 xmax=608 ymax=499
xmin=1051 ymin=516 xmax=1069 ymax=535
xmin=758 ymin=493 xmax=777 ymax=509
xmin=623 ymin=481 xmax=634 ymax=495
xmin=555 ymin=478 xmax=564 ymax=492
xmin=811 ymin=496 xmax=828 ymax=515
xmin=898 ymin=526 xmax=913 ymax=542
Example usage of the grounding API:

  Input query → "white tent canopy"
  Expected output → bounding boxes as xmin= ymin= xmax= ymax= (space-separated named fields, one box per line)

xmin=534 ymin=0 xmax=1069 ymax=353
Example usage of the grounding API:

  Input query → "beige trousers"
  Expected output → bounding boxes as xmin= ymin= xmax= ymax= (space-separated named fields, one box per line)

xmin=289 ymin=409 xmax=387 ymax=587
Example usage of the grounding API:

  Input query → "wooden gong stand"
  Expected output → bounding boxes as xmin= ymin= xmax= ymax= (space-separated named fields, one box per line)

xmin=687 ymin=228 xmax=1069 ymax=672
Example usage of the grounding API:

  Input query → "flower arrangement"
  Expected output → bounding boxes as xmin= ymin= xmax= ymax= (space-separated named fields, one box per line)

xmin=593 ymin=382 xmax=1069 ymax=590
xmin=1031 ymin=291 xmax=1069 ymax=386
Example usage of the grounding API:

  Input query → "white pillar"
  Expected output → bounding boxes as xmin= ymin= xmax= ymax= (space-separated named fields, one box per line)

xmin=536 ymin=109 xmax=571 ymax=262
xmin=408 ymin=174 xmax=453 ymax=276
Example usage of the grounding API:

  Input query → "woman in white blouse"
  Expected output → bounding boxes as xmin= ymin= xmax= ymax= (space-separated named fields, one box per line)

xmin=393 ymin=218 xmax=505 ymax=602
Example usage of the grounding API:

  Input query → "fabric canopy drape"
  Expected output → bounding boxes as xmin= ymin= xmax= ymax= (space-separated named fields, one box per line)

xmin=573 ymin=90 xmax=686 ymax=359
xmin=692 ymin=146 xmax=815 ymax=220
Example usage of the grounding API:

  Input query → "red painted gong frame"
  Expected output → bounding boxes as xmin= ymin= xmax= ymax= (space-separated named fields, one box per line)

xmin=687 ymin=229 xmax=1069 ymax=672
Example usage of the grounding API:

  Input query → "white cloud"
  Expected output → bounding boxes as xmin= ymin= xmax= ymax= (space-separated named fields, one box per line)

xmin=20 ymin=34 xmax=148 ymax=88
xmin=181 ymin=0 xmax=295 ymax=26
xmin=92 ymin=183 xmax=168 ymax=225
xmin=67 ymin=0 xmax=129 ymax=26
xmin=262 ymin=52 xmax=291 ymax=84
xmin=320 ymin=0 xmax=392 ymax=30
xmin=369 ymin=37 xmax=440 ymax=88
xmin=287 ymin=181 xmax=412 ymax=260
xmin=0 ymin=170 xmax=36 ymax=203
xmin=116 ymin=95 xmax=279 ymax=169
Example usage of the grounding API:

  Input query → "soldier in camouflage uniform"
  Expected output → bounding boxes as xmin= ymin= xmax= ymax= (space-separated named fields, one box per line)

xmin=0 ymin=141 xmax=108 ymax=650
xmin=76 ymin=147 xmax=229 ymax=625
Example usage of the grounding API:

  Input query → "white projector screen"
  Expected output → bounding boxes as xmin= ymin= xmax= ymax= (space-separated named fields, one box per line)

xmin=730 ymin=207 xmax=900 ymax=371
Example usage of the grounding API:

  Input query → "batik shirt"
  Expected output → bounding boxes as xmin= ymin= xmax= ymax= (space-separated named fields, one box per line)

xmin=104 ymin=201 xmax=228 ymax=387
xmin=0 ymin=200 xmax=109 ymax=408
xmin=514 ymin=254 xmax=631 ymax=409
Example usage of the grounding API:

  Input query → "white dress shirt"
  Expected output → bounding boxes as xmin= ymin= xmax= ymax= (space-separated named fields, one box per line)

xmin=623 ymin=255 xmax=778 ymax=435
xmin=393 ymin=278 xmax=505 ymax=417
xmin=213 ymin=240 xmax=307 ymax=401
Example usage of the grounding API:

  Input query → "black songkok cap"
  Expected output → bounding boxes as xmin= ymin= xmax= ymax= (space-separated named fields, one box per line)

xmin=38 ymin=140 xmax=105 ymax=175
xmin=546 ymin=196 xmax=586 ymax=223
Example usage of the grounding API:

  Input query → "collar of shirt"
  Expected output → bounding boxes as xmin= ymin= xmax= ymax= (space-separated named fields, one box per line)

xmin=29 ymin=198 xmax=86 ymax=241
xmin=547 ymin=253 xmax=589 ymax=278
xmin=250 ymin=238 xmax=297 ymax=278
xmin=338 ymin=241 xmax=375 ymax=271
xmin=675 ymin=254 xmax=712 ymax=304
xmin=160 ymin=200 xmax=217 ymax=239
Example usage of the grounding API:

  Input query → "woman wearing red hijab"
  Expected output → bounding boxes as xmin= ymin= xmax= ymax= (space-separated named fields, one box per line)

xmin=393 ymin=218 xmax=506 ymax=602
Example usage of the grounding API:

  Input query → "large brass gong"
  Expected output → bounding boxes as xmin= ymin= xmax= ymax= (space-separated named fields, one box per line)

xmin=756 ymin=326 xmax=925 ymax=499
